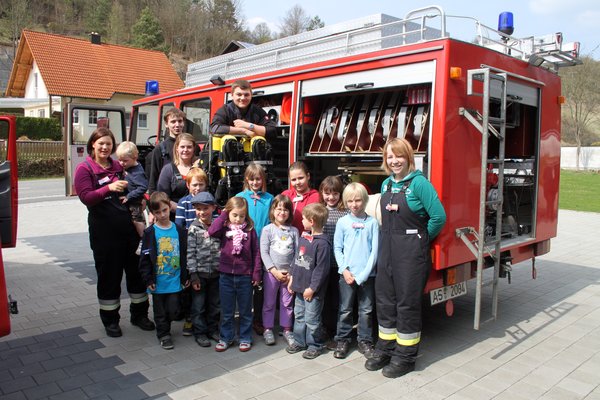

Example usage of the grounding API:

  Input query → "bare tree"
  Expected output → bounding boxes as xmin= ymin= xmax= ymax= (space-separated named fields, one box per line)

xmin=108 ymin=0 xmax=126 ymax=44
xmin=6 ymin=0 xmax=30 ymax=58
xmin=278 ymin=4 xmax=309 ymax=37
xmin=250 ymin=22 xmax=273 ymax=44
xmin=560 ymin=56 xmax=600 ymax=169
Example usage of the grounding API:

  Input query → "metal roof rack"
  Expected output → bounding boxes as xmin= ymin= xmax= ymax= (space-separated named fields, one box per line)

xmin=185 ymin=5 xmax=580 ymax=86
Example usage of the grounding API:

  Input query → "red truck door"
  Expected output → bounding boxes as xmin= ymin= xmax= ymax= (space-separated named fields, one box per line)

xmin=0 ymin=115 xmax=18 ymax=337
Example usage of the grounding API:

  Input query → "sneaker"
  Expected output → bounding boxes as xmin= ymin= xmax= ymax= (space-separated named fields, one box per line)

xmin=286 ymin=343 xmax=307 ymax=354
xmin=382 ymin=362 xmax=415 ymax=378
xmin=182 ymin=321 xmax=193 ymax=336
xmin=215 ymin=340 xmax=233 ymax=352
xmin=208 ymin=331 xmax=220 ymax=342
xmin=239 ymin=341 xmax=252 ymax=352
xmin=263 ymin=329 xmax=276 ymax=346
xmin=195 ymin=334 xmax=211 ymax=347
xmin=357 ymin=340 xmax=374 ymax=358
xmin=283 ymin=331 xmax=295 ymax=347
xmin=160 ymin=337 xmax=174 ymax=350
xmin=135 ymin=240 xmax=142 ymax=255
xmin=302 ymin=348 xmax=322 ymax=360
xmin=131 ymin=316 xmax=155 ymax=331
xmin=333 ymin=341 xmax=349 ymax=359
xmin=105 ymin=323 xmax=122 ymax=338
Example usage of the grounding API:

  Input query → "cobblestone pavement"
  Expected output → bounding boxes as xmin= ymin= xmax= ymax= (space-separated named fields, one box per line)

xmin=1 ymin=192 xmax=599 ymax=399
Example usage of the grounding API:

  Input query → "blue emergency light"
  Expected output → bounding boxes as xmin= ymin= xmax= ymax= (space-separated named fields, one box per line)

xmin=498 ymin=12 xmax=514 ymax=36
xmin=145 ymin=80 xmax=159 ymax=96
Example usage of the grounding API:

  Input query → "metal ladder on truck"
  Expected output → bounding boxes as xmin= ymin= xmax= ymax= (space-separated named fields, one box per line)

xmin=457 ymin=68 xmax=508 ymax=330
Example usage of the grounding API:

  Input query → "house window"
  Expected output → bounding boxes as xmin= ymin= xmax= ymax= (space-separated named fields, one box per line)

xmin=38 ymin=109 xmax=45 ymax=118
xmin=125 ymin=112 xmax=131 ymax=127
xmin=138 ymin=113 xmax=148 ymax=129
xmin=29 ymin=110 xmax=34 ymax=116
xmin=73 ymin=109 xmax=79 ymax=124
xmin=89 ymin=110 xmax=98 ymax=125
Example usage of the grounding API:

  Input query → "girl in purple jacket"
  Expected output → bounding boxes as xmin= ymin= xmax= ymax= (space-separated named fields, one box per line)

xmin=208 ymin=197 xmax=262 ymax=352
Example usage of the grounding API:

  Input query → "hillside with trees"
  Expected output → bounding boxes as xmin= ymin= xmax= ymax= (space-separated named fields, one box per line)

xmin=0 ymin=0 xmax=324 ymax=80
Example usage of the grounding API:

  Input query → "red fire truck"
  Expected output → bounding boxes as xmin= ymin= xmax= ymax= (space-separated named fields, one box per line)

xmin=0 ymin=115 xmax=19 ymax=337
xmin=65 ymin=6 xmax=580 ymax=329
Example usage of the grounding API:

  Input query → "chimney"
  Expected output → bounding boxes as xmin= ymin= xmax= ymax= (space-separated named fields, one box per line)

xmin=90 ymin=32 xmax=101 ymax=45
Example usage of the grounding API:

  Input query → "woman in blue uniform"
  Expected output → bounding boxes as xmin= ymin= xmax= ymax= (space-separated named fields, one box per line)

xmin=365 ymin=138 xmax=446 ymax=378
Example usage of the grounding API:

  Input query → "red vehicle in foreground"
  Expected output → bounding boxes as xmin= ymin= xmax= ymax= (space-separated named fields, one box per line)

xmin=0 ymin=115 xmax=19 ymax=337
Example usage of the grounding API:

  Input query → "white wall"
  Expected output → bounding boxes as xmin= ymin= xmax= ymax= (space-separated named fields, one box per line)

xmin=561 ymin=147 xmax=600 ymax=170
xmin=23 ymin=61 xmax=53 ymax=117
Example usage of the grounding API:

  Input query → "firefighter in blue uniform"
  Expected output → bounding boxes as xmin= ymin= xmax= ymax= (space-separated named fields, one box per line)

xmin=365 ymin=138 xmax=446 ymax=378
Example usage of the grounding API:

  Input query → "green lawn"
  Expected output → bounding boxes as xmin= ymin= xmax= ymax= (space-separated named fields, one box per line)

xmin=559 ymin=170 xmax=600 ymax=212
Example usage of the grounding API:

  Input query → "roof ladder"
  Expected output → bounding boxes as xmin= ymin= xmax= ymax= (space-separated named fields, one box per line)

xmin=457 ymin=68 xmax=507 ymax=330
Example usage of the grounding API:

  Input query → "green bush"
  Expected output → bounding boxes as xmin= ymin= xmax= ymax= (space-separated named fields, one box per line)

xmin=17 ymin=158 xmax=64 ymax=178
xmin=14 ymin=117 xmax=62 ymax=141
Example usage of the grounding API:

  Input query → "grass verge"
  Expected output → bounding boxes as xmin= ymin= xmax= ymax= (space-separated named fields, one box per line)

xmin=559 ymin=169 xmax=600 ymax=213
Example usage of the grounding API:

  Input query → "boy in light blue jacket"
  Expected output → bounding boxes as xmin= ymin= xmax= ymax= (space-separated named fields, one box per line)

xmin=332 ymin=183 xmax=379 ymax=359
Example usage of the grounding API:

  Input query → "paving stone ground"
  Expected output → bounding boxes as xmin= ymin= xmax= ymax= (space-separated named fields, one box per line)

xmin=1 ymin=190 xmax=599 ymax=399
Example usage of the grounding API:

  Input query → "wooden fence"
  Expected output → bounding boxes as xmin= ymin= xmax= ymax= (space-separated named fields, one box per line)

xmin=0 ymin=140 xmax=63 ymax=160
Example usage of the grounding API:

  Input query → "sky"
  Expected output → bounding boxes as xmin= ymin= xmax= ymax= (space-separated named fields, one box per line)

xmin=240 ymin=0 xmax=600 ymax=58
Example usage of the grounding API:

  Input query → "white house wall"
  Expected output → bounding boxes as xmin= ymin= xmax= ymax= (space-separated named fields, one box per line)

xmin=23 ymin=60 xmax=52 ymax=117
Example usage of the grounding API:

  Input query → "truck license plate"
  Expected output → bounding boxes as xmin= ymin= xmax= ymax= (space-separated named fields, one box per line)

xmin=430 ymin=282 xmax=467 ymax=305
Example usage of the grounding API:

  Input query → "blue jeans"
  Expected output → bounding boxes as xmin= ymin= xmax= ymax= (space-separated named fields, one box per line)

xmin=219 ymin=273 xmax=253 ymax=343
xmin=191 ymin=276 xmax=220 ymax=337
xmin=335 ymin=276 xmax=375 ymax=343
xmin=293 ymin=294 xmax=324 ymax=351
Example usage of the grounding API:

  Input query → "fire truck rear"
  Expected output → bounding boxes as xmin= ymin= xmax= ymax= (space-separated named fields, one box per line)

xmin=129 ymin=6 xmax=581 ymax=328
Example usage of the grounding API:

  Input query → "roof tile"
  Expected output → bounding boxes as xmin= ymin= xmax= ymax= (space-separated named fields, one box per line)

xmin=12 ymin=30 xmax=183 ymax=99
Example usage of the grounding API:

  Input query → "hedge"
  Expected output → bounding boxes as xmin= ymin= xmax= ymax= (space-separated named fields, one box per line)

xmin=17 ymin=158 xmax=64 ymax=178
xmin=0 ymin=117 xmax=62 ymax=141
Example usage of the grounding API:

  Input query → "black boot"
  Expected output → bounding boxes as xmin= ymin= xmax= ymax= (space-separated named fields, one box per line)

xmin=100 ymin=308 xmax=121 ymax=337
xmin=130 ymin=299 xmax=155 ymax=331
xmin=364 ymin=350 xmax=391 ymax=371
xmin=131 ymin=316 xmax=155 ymax=331
xmin=105 ymin=323 xmax=122 ymax=337
xmin=382 ymin=362 xmax=415 ymax=378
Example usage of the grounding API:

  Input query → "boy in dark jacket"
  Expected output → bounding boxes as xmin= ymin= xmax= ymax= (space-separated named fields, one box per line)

xmin=286 ymin=203 xmax=330 ymax=360
xmin=139 ymin=192 xmax=189 ymax=350
xmin=116 ymin=141 xmax=148 ymax=254
xmin=187 ymin=192 xmax=221 ymax=347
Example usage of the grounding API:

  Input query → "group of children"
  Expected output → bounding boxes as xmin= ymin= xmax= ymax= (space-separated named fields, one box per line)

xmin=116 ymin=140 xmax=379 ymax=359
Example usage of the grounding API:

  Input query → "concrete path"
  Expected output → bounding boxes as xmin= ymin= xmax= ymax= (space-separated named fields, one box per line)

xmin=1 ymin=181 xmax=599 ymax=399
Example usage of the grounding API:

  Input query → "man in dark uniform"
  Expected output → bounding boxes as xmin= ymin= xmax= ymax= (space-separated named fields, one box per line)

xmin=209 ymin=79 xmax=277 ymax=139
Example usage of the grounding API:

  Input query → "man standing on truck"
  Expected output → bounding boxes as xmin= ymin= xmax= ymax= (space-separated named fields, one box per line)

xmin=209 ymin=79 xmax=277 ymax=139
xmin=147 ymin=107 xmax=186 ymax=193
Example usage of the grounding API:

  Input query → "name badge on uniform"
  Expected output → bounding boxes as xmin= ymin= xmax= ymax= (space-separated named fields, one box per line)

xmin=406 ymin=229 xmax=418 ymax=234
xmin=352 ymin=223 xmax=365 ymax=229
xmin=385 ymin=203 xmax=398 ymax=212
xmin=98 ymin=176 xmax=110 ymax=185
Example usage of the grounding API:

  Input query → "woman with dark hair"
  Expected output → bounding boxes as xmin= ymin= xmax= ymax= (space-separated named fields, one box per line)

xmin=74 ymin=127 xmax=154 ymax=337
xmin=157 ymin=133 xmax=197 ymax=213
xmin=365 ymin=138 xmax=446 ymax=378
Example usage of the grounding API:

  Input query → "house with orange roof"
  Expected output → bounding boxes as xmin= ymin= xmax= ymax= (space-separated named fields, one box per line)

xmin=3 ymin=30 xmax=183 ymax=142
